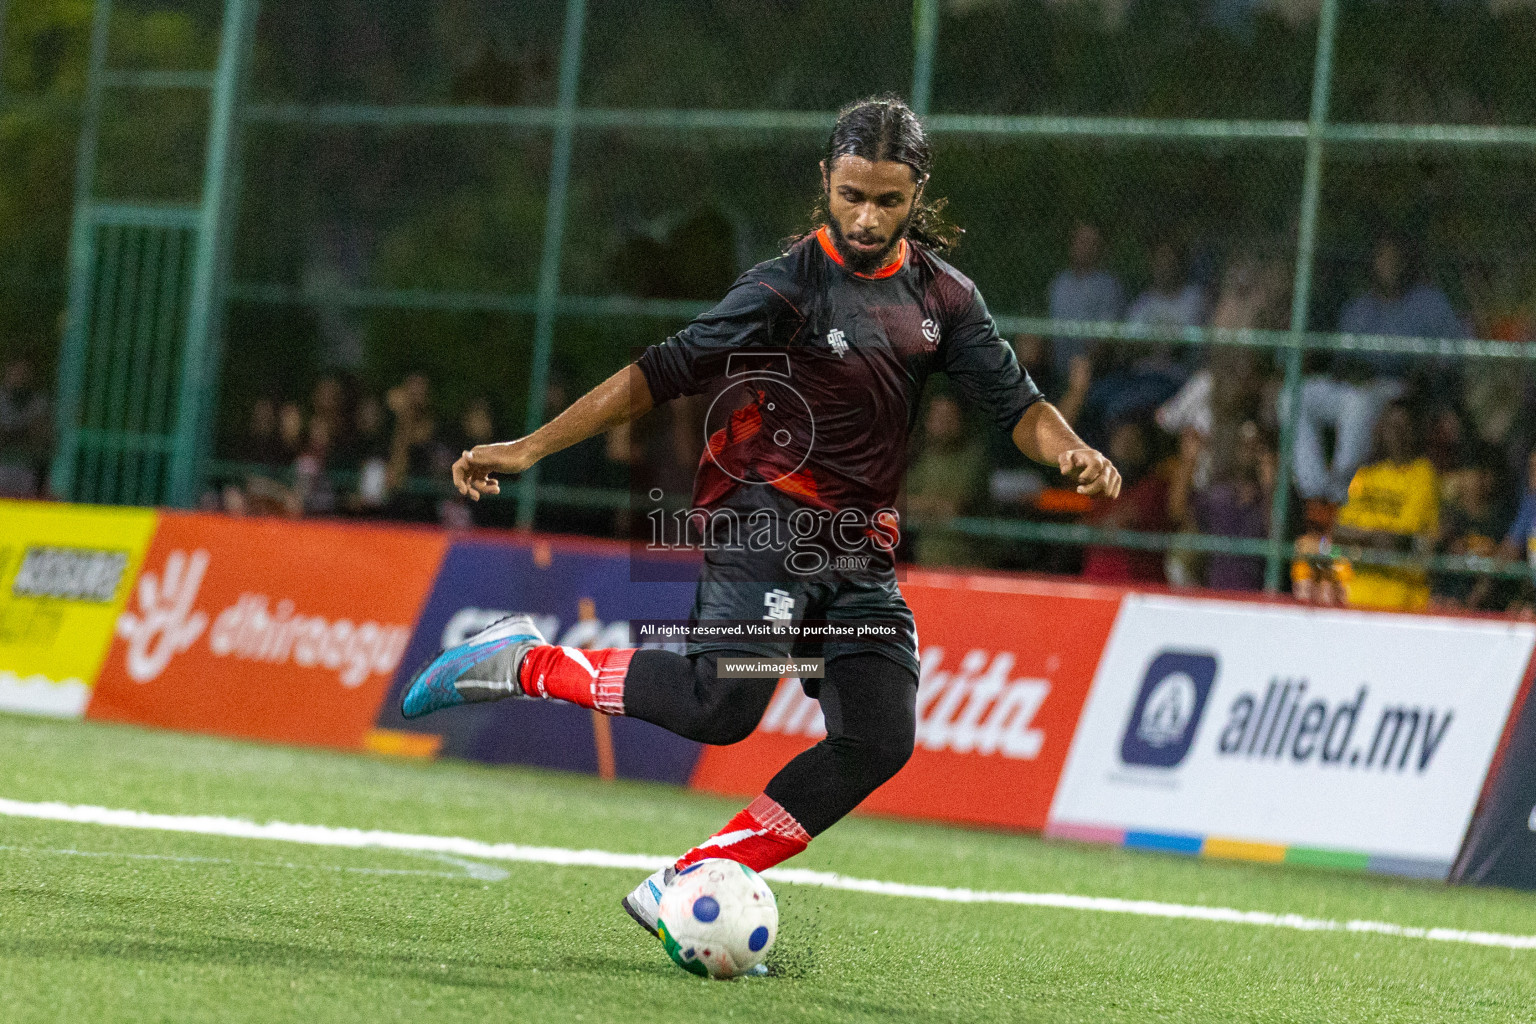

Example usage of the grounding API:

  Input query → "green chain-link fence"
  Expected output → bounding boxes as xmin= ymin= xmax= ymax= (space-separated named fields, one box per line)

xmin=15 ymin=0 xmax=1536 ymax=592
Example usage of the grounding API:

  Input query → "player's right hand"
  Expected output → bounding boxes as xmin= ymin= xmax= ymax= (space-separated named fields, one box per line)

xmin=1058 ymin=447 xmax=1122 ymax=499
xmin=452 ymin=440 xmax=538 ymax=501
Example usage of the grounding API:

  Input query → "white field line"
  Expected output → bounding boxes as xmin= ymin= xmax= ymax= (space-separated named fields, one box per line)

xmin=1 ymin=797 xmax=1532 ymax=951
xmin=0 ymin=842 xmax=488 ymax=880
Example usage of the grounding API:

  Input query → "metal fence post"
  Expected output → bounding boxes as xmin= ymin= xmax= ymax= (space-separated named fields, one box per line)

xmin=187 ymin=0 xmax=259 ymax=510
xmin=911 ymin=0 xmax=940 ymax=116
xmin=49 ymin=0 xmax=114 ymax=501
xmin=516 ymin=0 xmax=589 ymax=528
xmin=1264 ymin=0 xmax=1340 ymax=592
xmin=166 ymin=0 xmax=258 ymax=507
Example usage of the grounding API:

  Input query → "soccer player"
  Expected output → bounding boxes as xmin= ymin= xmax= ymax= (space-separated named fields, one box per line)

xmin=400 ymin=95 xmax=1121 ymax=938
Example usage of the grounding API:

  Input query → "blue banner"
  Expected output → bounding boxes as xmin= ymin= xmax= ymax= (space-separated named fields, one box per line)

xmin=376 ymin=535 xmax=702 ymax=783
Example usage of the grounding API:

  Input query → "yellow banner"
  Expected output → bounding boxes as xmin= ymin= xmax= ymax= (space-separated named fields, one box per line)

xmin=0 ymin=500 xmax=158 ymax=717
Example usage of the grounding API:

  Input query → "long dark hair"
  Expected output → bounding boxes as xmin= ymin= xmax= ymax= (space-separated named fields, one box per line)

xmin=809 ymin=94 xmax=962 ymax=253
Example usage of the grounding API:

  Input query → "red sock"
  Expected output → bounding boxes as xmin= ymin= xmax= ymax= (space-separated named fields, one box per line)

xmin=674 ymin=794 xmax=811 ymax=873
xmin=518 ymin=645 xmax=634 ymax=715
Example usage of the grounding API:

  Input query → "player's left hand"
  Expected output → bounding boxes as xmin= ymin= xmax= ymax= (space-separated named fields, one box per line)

xmin=1059 ymin=448 xmax=1122 ymax=499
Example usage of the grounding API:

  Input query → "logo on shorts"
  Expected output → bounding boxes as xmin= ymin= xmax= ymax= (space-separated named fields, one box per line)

xmin=1120 ymin=650 xmax=1219 ymax=768
xmin=825 ymin=328 xmax=848 ymax=357
xmin=762 ymin=589 xmax=795 ymax=631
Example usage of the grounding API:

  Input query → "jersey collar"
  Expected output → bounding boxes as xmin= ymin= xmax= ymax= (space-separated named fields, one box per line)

xmin=816 ymin=225 xmax=907 ymax=280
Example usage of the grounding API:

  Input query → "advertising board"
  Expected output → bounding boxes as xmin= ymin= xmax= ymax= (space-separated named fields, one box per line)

xmin=1048 ymin=594 xmax=1536 ymax=877
xmin=689 ymin=572 xmax=1123 ymax=830
xmin=87 ymin=513 xmax=446 ymax=748
xmin=0 ymin=500 xmax=158 ymax=718
xmin=371 ymin=536 xmax=702 ymax=782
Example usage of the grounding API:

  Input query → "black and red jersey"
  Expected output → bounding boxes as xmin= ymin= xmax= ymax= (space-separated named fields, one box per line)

xmin=636 ymin=226 xmax=1042 ymax=515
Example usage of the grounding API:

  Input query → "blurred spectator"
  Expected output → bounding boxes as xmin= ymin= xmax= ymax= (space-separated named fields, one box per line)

xmin=228 ymin=396 xmax=297 ymax=516
xmin=0 ymin=357 xmax=51 ymax=497
xmin=1488 ymin=450 xmax=1536 ymax=572
xmin=1331 ymin=401 xmax=1440 ymax=611
xmin=1436 ymin=455 xmax=1504 ymax=608
xmin=1422 ymin=405 xmax=1472 ymax=477
xmin=1068 ymin=343 xmax=1187 ymax=450
xmin=346 ymin=393 xmax=391 ymax=513
xmin=1046 ymin=220 xmax=1124 ymax=389
xmin=1081 ymin=418 xmax=1170 ymax=583
xmin=232 ymin=397 xmax=285 ymax=469
xmin=448 ymin=396 xmax=496 ymax=460
xmin=277 ymin=400 xmax=306 ymax=463
xmin=384 ymin=373 xmax=442 ymax=521
xmin=1170 ymin=420 xmax=1275 ymax=592
xmin=1052 ymin=349 xmax=1095 ymax=435
xmin=1294 ymin=234 xmax=1468 ymax=505
xmin=1461 ymin=315 xmax=1532 ymax=453
xmin=1156 ymin=254 xmax=1283 ymax=480
xmin=1126 ymin=241 xmax=1206 ymax=333
xmin=293 ymin=415 xmax=338 ymax=517
xmin=438 ymin=396 xmax=498 ymax=528
xmin=1157 ymin=347 xmax=1269 ymax=475
xmin=1067 ymin=240 xmax=1204 ymax=447
xmin=906 ymin=395 xmax=987 ymax=567
xmin=309 ymin=375 xmax=354 ymax=457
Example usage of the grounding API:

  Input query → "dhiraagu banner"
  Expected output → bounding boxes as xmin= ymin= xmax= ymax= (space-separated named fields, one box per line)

xmin=0 ymin=500 xmax=159 ymax=717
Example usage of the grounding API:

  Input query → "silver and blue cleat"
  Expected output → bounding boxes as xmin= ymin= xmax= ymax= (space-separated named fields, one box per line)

xmin=621 ymin=865 xmax=676 ymax=938
xmin=400 ymin=613 xmax=547 ymax=719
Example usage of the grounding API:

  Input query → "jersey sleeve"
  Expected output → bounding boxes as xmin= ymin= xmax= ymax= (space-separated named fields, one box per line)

xmin=941 ymin=285 xmax=1043 ymax=432
xmin=635 ymin=274 xmax=801 ymax=403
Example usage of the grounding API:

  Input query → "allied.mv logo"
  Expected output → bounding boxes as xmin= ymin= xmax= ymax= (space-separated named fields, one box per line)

xmin=921 ymin=318 xmax=940 ymax=347
xmin=1120 ymin=650 xmax=1218 ymax=768
xmin=825 ymin=328 xmax=848 ymax=357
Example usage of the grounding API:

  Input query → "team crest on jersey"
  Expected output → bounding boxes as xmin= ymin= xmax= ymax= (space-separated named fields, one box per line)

xmin=921 ymin=318 xmax=941 ymax=347
xmin=825 ymin=327 xmax=848 ymax=357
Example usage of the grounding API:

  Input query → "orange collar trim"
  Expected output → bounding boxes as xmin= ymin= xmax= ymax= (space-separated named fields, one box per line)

xmin=816 ymin=225 xmax=907 ymax=280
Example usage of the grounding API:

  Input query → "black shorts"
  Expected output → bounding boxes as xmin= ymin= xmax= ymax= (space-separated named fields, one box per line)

xmin=684 ymin=491 xmax=920 ymax=678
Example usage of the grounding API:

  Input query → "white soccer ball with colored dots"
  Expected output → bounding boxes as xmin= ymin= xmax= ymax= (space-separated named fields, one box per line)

xmin=656 ymin=858 xmax=778 ymax=979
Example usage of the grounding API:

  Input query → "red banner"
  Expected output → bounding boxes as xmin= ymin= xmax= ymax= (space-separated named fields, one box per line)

xmin=689 ymin=571 xmax=1124 ymax=831
xmin=88 ymin=513 xmax=446 ymax=749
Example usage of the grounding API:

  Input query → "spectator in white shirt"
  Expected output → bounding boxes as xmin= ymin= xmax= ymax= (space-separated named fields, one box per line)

xmin=1127 ymin=241 xmax=1206 ymax=332
xmin=1293 ymin=233 xmax=1468 ymax=504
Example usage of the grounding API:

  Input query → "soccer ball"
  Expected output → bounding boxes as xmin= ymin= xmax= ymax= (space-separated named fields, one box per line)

xmin=656 ymin=858 xmax=778 ymax=979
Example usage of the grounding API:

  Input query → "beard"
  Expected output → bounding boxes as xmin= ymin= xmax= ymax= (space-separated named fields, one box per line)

xmin=826 ymin=210 xmax=912 ymax=273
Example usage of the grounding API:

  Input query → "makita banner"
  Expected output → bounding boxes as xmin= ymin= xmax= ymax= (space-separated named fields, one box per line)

xmin=1048 ymin=595 xmax=1536 ymax=878
xmin=87 ymin=513 xmax=446 ymax=748
xmin=689 ymin=573 xmax=1123 ymax=830
xmin=372 ymin=536 xmax=702 ymax=782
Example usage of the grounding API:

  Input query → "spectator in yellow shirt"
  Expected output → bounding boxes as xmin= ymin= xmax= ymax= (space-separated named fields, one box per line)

xmin=1332 ymin=401 xmax=1439 ymax=610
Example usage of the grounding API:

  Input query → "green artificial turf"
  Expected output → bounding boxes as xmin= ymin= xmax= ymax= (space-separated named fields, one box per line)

xmin=2 ymin=713 xmax=1536 ymax=1023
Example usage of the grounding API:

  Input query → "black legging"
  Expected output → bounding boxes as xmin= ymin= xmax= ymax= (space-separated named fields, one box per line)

xmin=623 ymin=649 xmax=917 ymax=837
